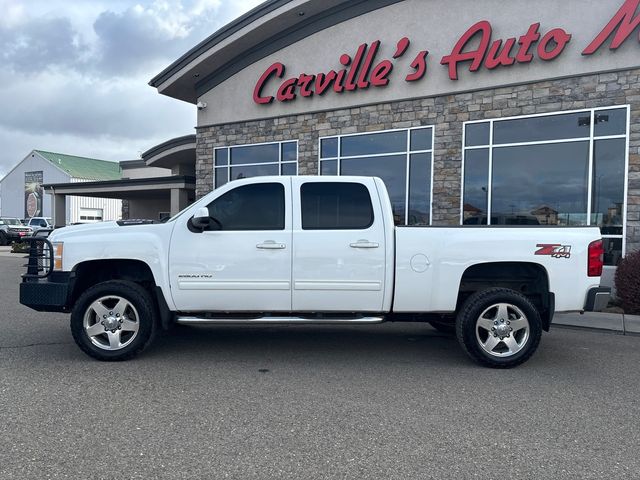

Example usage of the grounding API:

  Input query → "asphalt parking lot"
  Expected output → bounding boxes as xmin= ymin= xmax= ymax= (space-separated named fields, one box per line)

xmin=1 ymin=251 xmax=639 ymax=479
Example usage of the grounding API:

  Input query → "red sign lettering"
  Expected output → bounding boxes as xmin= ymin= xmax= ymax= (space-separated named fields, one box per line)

xmin=440 ymin=21 xmax=571 ymax=80
xmin=252 ymin=1 xmax=638 ymax=105
xmin=583 ymin=0 xmax=640 ymax=55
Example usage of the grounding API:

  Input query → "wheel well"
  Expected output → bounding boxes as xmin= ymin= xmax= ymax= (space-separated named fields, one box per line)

xmin=70 ymin=259 xmax=156 ymax=305
xmin=458 ymin=262 xmax=553 ymax=331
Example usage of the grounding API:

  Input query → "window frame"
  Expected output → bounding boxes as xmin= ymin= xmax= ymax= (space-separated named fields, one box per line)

xmin=214 ymin=140 xmax=299 ymax=188
xmin=318 ymin=126 xmax=435 ymax=226
xmin=461 ymin=105 xmax=630 ymax=263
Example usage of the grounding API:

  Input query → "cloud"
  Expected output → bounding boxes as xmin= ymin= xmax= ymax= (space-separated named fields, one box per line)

xmin=0 ymin=0 xmax=262 ymax=177
xmin=92 ymin=0 xmax=262 ymax=77
xmin=0 ymin=16 xmax=86 ymax=72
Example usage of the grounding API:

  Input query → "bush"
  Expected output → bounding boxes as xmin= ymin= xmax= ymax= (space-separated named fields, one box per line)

xmin=615 ymin=250 xmax=640 ymax=315
xmin=10 ymin=242 xmax=29 ymax=254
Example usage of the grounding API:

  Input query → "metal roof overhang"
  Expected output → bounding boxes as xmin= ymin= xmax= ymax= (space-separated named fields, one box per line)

xmin=141 ymin=135 xmax=196 ymax=169
xmin=43 ymin=176 xmax=196 ymax=200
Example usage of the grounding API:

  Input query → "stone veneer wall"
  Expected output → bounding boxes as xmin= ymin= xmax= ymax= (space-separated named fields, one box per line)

xmin=121 ymin=199 xmax=130 ymax=220
xmin=196 ymin=68 xmax=640 ymax=253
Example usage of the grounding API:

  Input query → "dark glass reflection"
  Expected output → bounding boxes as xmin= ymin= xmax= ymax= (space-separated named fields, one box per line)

xmin=594 ymin=108 xmax=627 ymax=137
xmin=215 ymin=168 xmax=228 ymax=188
xmin=408 ymin=153 xmax=431 ymax=225
xmin=215 ymin=149 xmax=228 ymax=166
xmin=493 ymin=112 xmax=591 ymax=144
xmin=465 ymin=123 xmax=490 ymax=147
xmin=282 ymin=142 xmax=297 ymax=162
xmin=341 ymin=131 xmax=406 ymax=157
xmin=592 ymin=138 xmax=625 ymax=229
xmin=492 ymin=142 xmax=589 ymax=225
xmin=341 ymin=155 xmax=407 ymax=225
xmin=602 ymin=237 xmax=623 ymax=266
xmin=463 ymin=149 xmax=489 ymax=224
xmin=207 ymin=183 xmax=284 ymax=231
xmin=281 ymin=162 xmax=297 ymax=176
xmin=410 ymin=128 xmax=432 ymax=151
xmin=301 ymin=183 xmax=374 ymax=230
xmin=230 ymin=164 xmax=279 ymax=181
xmin=321 ymin=138 xmax=339 ymax=159
xmin=230 ymin=143 xmax=279 ymax=165
xmin=320 ymin=160 xmax=337 ymax=175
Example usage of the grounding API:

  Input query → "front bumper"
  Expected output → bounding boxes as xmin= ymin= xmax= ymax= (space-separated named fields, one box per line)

xmin=20 ymin=272 xmax=73 ymax=312
xmin=6 ymin=231 xmax=31 ymax=242
xmin=584 ymin=287 xmax=611 ymax=312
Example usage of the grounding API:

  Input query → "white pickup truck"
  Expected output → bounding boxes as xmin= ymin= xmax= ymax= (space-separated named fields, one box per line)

xmin=20 ymin=176 xmax=610 ymax=367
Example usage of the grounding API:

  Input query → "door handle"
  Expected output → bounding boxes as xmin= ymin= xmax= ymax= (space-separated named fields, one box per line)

xmin=349 ymin=240 xmax=380 ymax=249
xmin=257 ymin=241 xmax=286 ymax=250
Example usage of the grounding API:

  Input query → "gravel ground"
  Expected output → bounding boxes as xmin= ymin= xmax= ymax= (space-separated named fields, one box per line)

xmin=1 ymin=252 xmax=639 ymax=479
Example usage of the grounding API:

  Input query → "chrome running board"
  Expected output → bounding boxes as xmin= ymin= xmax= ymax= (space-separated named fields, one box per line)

xmin=176 ymin=315 xmax=385 ymax=325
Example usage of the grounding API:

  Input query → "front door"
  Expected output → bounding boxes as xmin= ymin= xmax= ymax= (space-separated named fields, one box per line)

xmin=169 ymin=180 xmax=292 ymax=312
xmin=291 ymin=178 xmax=387 ymax=312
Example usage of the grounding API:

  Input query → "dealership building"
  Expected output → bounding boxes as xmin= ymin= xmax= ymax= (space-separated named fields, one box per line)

xmin=149 ymin=0 xmax=639 ymax=284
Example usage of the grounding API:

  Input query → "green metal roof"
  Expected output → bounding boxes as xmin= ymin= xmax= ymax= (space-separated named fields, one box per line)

xmin=35 ymin=150 xmax=122 ymax=181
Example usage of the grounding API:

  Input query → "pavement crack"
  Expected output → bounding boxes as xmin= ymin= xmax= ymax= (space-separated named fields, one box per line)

xmin=0 ymin=341 xmax=73 ymax=350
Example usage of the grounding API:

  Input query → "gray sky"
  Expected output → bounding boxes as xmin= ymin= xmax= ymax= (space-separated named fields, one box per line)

xmin=0 ymin=0 xmax=263 ymax=176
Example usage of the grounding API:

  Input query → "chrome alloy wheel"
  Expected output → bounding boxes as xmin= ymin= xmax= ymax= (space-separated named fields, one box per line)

xmin=82 ymin=296 xmax=140 ymax=351
xmin=475 ymin=303 xmax=530 ymax=358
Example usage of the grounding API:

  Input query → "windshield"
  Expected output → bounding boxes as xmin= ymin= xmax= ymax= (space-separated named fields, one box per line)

xmin=0 ymin=218 xmax=21 ymax=225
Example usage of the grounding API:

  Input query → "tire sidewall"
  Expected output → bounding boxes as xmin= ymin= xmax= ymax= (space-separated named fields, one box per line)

xmin=71 ymin=281 xmax=155 ymax=361
xmin=457 ymin=289 xmax=542 ymax=368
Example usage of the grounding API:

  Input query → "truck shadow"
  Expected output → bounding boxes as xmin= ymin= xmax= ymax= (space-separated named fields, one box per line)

xmin=145 ymin=323 xmax=469 ymax=367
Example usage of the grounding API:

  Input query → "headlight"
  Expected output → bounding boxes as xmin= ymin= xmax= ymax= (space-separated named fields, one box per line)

xmin=52 ymin=242 xmax=64 ymax=271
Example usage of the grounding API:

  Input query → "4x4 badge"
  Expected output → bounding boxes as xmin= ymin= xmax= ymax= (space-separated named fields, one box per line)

xmin=535 ymin=244 xmax=572 ymax=259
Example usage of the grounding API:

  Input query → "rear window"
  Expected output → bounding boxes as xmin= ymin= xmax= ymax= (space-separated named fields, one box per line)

xmin=301 ymin=182 xmax=374 ymax=230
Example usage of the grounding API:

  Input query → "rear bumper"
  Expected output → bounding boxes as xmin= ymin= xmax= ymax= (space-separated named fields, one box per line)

xmin=20 ymin=272 xmax=73 ymax=312
xmin=584 ymin=287 xmax=611 ymax=312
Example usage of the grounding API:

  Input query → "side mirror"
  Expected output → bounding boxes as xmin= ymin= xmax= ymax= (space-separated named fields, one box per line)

xmin=191 ymin=207 xmax=212 ymax=231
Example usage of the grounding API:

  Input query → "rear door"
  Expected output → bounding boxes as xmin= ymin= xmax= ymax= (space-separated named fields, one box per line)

xmin=291 ymin=178 xmax=386 ymax=312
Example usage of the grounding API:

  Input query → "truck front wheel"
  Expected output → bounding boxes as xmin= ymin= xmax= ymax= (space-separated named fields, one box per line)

xmin=70 ymin=280 xmax=156 ymax=361
xmin=456 ymin=288 xmax=542 ymax=368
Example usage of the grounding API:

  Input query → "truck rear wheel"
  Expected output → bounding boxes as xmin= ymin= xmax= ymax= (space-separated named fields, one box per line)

xmin=456 ymin=288 xmax=542 ymax=368
xmin=70 ymin=280 xmax=156 ymax=361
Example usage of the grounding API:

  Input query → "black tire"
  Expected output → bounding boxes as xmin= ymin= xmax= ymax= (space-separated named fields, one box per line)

xmin=0 ymin=231 xmax=8 ymax=246
xmin=428 ymin=319 xmax=456 ymax=335
xmin=456 ymin=288 xmax=542 ymax=368
xmin=70 ymin=280 xmax=157 ymax=361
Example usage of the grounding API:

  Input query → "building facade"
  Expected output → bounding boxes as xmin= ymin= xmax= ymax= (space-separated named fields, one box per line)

xmin=150 ymin=0 xmax=640 ymax=285
xmin=0 ymin=150 xmax=122 ymax=225
xmin=43 ymin=135 xmax=196 ymax=225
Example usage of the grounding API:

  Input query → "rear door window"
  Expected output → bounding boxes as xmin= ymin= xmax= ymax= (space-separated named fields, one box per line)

xmin=301 ymin=182 xmax=374 ymax=230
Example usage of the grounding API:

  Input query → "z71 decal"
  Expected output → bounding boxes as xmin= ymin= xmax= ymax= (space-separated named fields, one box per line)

xmin=535 ymin=244 xmax=572 ymax=259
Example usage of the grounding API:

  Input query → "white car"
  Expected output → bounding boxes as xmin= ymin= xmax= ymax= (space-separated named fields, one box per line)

xmin=27 ymin=217 xmax=53 ymax=233
xmin=20 ymin=176 xmax=610 ymax=367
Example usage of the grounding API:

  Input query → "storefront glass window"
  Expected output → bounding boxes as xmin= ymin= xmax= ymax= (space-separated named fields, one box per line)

xmin=319 ymin=127 xmax=434 ymax=226
xmin=214 ymin=141 xmax=298 ymax=188
xmin=462 ymin=107 xmax=629 ymax=266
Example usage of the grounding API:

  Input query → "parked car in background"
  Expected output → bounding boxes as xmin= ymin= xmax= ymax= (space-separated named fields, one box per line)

xmin=0 ymin=218 xmax=32 ymax=245
xmin=27 ymin=217 xmax=53 ymax=233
